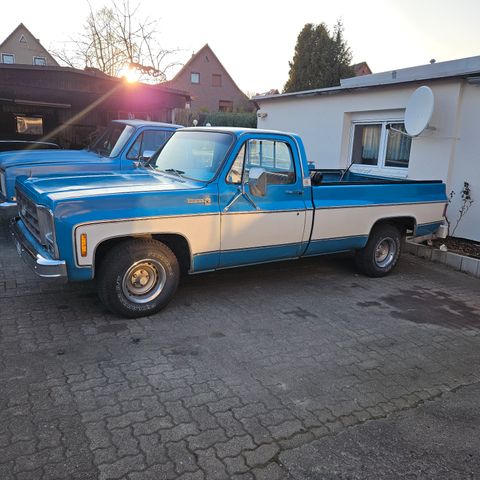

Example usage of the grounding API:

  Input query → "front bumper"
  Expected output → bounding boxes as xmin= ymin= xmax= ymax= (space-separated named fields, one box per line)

xmin=10 ymin=217 xmax=67 ymax=279
xmin=0 ymin=201 xmax=17 ymax=218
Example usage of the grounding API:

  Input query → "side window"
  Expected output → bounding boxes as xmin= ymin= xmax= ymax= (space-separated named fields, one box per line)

xmin=127 ymin=130 xmax=169 ymax=160
xmin=227 ymin=140 xmax=295 ymax=185
xmin=226 ymin=145 xmax=245 ymax=184
xmin=127 ymin=133 xmax=143 ymax=160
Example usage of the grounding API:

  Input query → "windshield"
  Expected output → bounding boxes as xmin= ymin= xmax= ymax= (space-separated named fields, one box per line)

xmin=89 ymin=124 xmax=135 ymax=157
xmin=151 ymin=131 xmax=234 ymax=181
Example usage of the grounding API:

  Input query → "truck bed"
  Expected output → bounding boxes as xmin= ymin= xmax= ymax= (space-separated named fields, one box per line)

xmin=310 ymin=169 xmax=443 ymax=185
xmin=303 ymin=169 xmax=447 ymax=257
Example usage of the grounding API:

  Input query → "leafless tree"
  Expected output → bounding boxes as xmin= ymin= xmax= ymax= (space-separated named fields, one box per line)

xmin=51 ymin=0 xmax=179 ymax=82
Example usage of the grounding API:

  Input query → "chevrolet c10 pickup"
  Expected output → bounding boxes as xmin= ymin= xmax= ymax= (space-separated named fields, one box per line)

xmin=0 ymin=119 xmax=180 ymax=211
xmin=11 ymin=127 xmax=447 ymax=318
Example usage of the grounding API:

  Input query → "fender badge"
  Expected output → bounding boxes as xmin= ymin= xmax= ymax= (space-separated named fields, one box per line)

xmin=187 ymin=197 xmax=212 ymax=205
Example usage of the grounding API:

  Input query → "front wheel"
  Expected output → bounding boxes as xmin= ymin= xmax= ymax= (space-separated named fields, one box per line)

xmin=355 ymin=224 xmax=402 ymax=277
xmin=97 ymin=239 xmax=180 ymax=318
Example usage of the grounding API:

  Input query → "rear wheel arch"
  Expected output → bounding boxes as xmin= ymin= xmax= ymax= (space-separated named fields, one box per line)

xmin=356 ymin=222 xmax=404 ymax=277
xmin=369 ymin=216 xmax=416 ymax=238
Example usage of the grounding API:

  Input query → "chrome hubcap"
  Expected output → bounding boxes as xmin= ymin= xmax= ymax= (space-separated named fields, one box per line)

xmin=122 ymin=259 xmax=166 ymax=304
xmin=375 ymin=237 xmax=396 ymax=268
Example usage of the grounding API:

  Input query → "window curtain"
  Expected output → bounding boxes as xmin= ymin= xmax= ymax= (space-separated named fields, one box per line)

xmin=386 ymin=124 xmax=411 ymax=166
xmin=361 ymin=125 xmax=381 ymax=161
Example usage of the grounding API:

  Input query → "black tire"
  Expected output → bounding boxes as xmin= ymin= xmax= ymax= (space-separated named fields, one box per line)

xmin=97 ymin=238 xmax=180 ymax=318
xmin=355 ymin=224 xmax=402 ymax=277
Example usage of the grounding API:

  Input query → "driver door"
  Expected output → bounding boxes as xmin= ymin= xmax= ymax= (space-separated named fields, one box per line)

xmin=219 ymin=135 xmax=307 ymax=268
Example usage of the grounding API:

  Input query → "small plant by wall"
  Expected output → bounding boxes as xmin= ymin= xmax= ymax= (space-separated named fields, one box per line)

xmin=445 ymin=181 xmax=474 ymax=237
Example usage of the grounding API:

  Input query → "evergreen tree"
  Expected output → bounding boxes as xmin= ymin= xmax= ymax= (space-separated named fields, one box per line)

xmin=284 ymin=21 xmax=355 ymax=93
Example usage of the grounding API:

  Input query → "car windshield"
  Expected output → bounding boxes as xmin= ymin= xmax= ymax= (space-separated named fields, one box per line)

xmin=89 ymin=124 xmax=135 ymax=157
xmin=151 ymin=130 xmax=234 ymax=181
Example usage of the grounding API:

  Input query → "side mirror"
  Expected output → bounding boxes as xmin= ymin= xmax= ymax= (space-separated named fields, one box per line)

xmin=141 ymin=150 xmax=156 ymax=161
xmin=247 ymin=167 xmax=267 ymax=197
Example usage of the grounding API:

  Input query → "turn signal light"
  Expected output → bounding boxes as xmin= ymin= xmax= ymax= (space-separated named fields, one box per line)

xmin=80 ymin=233 xmax=88 ymax=257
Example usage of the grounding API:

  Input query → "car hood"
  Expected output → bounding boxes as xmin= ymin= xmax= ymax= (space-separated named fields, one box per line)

xmin=18 ymin=169 xmax=202 ymax=205
xmin=0 ymin=149 xmax=100 ymax=169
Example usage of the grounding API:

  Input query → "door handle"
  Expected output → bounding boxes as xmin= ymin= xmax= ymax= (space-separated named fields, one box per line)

xmin=286 ymin=190 xmax=304 ymax=195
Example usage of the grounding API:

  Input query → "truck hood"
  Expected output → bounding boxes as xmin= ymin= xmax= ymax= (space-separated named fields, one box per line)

xmin=18 ymin=169 xmax=201 ymax=205
xmin=0 ymin=149 xmax=100 ymax=169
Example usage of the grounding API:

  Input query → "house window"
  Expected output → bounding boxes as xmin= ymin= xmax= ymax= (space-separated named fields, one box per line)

xmin=385 ymin=123 xmax=411 ymax=168
xmin=1 ymin=53 xmax=15 ymax=64
xmin=351 ymin=121 xmax=411 ymax=174
xmin=16 ymin=116 xmax=43 ymax=135
xmin=219 ymin=100 xmax=233 ymax=112
xmin=19 ymin=34 xmax=27 ymax=43
xmin=212 ymin=74 xmax=222 ymax=87
xmin=191 ymin=72 xmax=200 ymax=84
xmin=33 ymin=56 xmax=47 ymax=66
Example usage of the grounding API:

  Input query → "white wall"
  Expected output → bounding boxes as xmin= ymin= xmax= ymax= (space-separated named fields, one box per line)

xmin=446 ymin=83 xmax=480 ymax=241
xmin=257 ymin=79 xmax=480 ymax=241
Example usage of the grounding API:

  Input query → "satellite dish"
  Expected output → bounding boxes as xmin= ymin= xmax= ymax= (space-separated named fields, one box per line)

xmin=404 ymin=86 xmax=434 ymax=137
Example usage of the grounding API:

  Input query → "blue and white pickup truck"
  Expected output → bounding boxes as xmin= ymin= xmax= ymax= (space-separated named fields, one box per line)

xmin=0 ymin=119 xmax=180 ymax=210
xmin=11 ymin=127 xmax=447 ymax=318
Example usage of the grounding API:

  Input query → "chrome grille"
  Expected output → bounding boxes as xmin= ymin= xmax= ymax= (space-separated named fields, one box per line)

xmin=16 ymin=189 xmax=41 ymax=243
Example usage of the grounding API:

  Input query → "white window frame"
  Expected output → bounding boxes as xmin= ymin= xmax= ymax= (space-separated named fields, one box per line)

xmin=33 ymin=56 xmax=47 ymax=66
xmin=1 ymin=53 xmax=15 ymax=64
xmin=349 ymin=119 xmax=410 ymax=178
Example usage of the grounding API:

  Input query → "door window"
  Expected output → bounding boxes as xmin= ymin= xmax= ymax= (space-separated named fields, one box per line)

xmin=227 ymin=139 xmax=296 ymax=185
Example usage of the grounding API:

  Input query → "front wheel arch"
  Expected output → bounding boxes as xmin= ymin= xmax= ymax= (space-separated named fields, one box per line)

xmin=97 ymin=238 xmax=180 ymax=318
xmin=93 ymin=233 xmax=192 ymax=277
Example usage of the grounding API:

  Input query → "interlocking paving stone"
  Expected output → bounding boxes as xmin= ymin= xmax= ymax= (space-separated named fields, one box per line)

xmin=1 ymin=217 xmax=480 ymax=479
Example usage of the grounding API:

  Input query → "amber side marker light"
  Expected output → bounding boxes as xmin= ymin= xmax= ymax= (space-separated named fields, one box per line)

xmin=80 ymin=233 xmax=88 ymax=257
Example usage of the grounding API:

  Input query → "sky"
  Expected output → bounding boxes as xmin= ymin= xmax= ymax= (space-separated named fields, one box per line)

xmin=1 ymin=0 xmax=479 ymax=94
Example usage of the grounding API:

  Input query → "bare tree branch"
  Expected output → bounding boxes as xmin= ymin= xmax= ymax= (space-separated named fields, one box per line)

xmin=50 ymin=0 xmax=178 ymax=83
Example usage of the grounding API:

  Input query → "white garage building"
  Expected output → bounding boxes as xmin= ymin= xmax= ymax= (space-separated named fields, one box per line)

xmin=255 ymin=56 xmax=480 ymax=242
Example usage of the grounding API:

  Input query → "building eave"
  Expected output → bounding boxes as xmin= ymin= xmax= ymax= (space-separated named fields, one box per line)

xmin=0 ymin=64 xmax=191 ymax=100
xmin=255 ymin=55 xmax=480 ymax=103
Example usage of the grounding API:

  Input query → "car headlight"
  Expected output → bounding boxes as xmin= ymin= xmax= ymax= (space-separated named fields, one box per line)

xmin=37 ymin=206 xmax=59 ymax=258
xmin=0 ymin=170 xmax=6 ymax=199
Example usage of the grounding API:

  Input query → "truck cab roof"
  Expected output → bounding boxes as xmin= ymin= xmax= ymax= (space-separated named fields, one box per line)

xmin=112 ymin=119 xmax=183 ymax=129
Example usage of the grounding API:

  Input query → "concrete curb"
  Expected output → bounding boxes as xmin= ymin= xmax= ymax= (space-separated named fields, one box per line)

xmin=405 ymin=239 xmax=480 ymax=278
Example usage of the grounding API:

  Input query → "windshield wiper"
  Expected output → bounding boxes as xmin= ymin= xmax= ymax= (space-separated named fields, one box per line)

xmin=92 ymin=147 xmax=110 ymax=157
xmin=163 ymin=168 xmax=185 ymax=177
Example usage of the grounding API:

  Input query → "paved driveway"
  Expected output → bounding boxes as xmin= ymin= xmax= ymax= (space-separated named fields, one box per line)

xmin=1 ymin=217 xmax=479 ymax=479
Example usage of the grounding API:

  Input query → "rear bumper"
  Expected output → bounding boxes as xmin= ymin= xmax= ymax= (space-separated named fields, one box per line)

xmin=10 ymin=217 xmax=68 ymax=279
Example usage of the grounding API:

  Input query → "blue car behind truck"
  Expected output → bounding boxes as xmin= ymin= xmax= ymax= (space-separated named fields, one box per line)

xmin=0 ymin=119 xmax=180 ymax=211
xmin=11 ymin=127 xmax=447 ymax=318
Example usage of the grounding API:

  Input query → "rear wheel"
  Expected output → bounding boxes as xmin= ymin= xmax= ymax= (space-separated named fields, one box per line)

xmin=97 ymin=239 xmax=180 ymax=318
xmin=355 ymin=224 xmax=402 ymax=277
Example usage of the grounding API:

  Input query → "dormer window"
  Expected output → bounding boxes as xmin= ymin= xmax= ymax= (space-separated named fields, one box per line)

xmin=1 ymin=53 xmax=14 ymax=64
xmin=33 ymin=56 xmax=46 ymax=66
xmin=191 ymin=72 xmax=200 ymax=84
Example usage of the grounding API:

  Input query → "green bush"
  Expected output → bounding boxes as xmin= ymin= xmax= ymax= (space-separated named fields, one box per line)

xmin=205 ymin=112 xmax=257 ymax=128
xmin=173 ymin=110 xmax=257 ymax=128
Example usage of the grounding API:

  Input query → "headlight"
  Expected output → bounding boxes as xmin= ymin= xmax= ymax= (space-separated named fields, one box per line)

xmin=37 ymin=206 xmax=59 ymax=258
xmin=0 ymin=170 xmax=6 ymax=199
